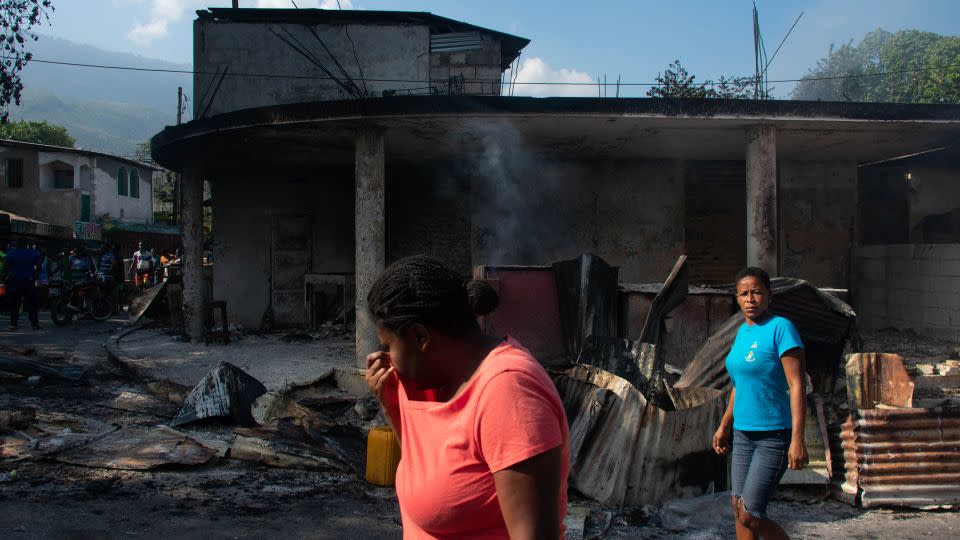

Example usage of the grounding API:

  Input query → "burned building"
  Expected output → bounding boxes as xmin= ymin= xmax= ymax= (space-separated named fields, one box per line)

xmin=151 ymin=7 xmax=960 ymax=363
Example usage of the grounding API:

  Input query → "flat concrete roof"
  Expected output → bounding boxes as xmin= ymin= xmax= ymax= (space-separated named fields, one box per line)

xmin=151 ymin=96 xmax=960 ymax=174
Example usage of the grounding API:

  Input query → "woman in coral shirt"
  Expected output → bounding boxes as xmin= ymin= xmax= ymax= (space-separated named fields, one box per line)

xmin=365 ymin=255 xmax=569 ymax=539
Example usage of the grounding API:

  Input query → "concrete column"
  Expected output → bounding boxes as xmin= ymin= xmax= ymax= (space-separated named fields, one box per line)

xmin=745 ymin=125 xmax=778 ymax=274
xmin=354 ymin=130 xmax=386 ymax=368
xmin=181 ymin=161 xmax=205 ymax=341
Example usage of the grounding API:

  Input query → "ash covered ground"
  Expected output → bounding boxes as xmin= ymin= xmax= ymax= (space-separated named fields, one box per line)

xmin=0 ymin=321 xmax=957 ymax=539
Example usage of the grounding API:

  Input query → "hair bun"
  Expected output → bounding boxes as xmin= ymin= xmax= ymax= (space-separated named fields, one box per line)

xmin=465 ymin=280 xmax=499 ymax=317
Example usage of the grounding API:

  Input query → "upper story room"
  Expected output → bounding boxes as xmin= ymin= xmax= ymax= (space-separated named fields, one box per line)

xmin=192 ymin=7 xmax=530 ymax=118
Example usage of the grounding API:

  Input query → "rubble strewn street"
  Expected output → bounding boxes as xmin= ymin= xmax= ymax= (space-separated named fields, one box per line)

xmin=0 ymin=315 xmax=957 ymax=539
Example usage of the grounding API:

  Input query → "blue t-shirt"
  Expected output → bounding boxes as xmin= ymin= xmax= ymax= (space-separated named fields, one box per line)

xmin=5 ymin=248 xmax=40 ymax=280
xmin=725 ymin=315 xmax=804 ymax=431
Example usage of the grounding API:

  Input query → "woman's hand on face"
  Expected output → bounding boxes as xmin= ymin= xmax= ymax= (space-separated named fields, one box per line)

xmin=365 ymin=351 xmax=395 ymax=400
xmin=712 ymin=424 xmax=732 ymax=455
xmin=788 ymin=439 xmax=808 ymax=470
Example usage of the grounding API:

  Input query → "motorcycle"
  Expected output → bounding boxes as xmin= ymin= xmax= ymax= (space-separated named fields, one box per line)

xmin=49 ymin=274 xmax=114 ymax=326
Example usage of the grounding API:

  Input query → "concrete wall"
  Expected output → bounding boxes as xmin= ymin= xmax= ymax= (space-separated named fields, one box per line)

xmin=195 ymin=20 xmax=430 ymax=116
xmin=429 ymin=34 xmax=503 ymax=95
xmin=387 ymin=166 xmax=472 ymax=273
xmin=0 ymin=148 xmax=81 ymax=227
xmin=908 ymin=167 xmax=960 ymax=242
xmin=853 ymin=244 xmax=960 ymax=340
xmin=780 ymin=160 xmax=857 ymax=288
xmin=93 ymin=157 xmax=154 ymax=224
xmin=211 ymin=174 xmax=355 ymax=329
xmin=471 ymin=160 xmax=685 ymax=282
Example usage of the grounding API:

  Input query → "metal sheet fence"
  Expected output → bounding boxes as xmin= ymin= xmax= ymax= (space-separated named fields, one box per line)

xmin=836 ymin=406 xmax=960 ymax=508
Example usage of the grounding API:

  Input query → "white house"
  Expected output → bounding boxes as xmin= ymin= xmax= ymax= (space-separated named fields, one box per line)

xmin=0 ymin=139 xmax=158 ymax=229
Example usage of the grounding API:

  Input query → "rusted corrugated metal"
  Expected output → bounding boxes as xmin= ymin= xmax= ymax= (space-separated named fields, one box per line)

xmin=555 ymin=364 xmax=729 ymax=507
xmin=837 ymin=406 xmax=960 ymax=508
xmin=845 ymin=352 xmax=915 ymax=409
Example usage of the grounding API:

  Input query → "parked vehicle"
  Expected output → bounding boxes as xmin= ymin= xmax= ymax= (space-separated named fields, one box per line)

xmin=49 ymin=275 xmax=113 ymax=325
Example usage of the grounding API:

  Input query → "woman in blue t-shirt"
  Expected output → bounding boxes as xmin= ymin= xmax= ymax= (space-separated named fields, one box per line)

xmin=712 ymin=267 xmax=807 ymax=540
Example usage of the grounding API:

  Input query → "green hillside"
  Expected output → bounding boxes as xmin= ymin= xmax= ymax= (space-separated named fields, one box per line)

xmin=8 ymin=36 xmax=189 ymax=156
xmin=10 ymin=90 xmax=174 ymax=157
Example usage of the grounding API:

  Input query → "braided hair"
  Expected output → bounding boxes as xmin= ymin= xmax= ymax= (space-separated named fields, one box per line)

xmin=367 ymin=255 xmax=499 ymax=335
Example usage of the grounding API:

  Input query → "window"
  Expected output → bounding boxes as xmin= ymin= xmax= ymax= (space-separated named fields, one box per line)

xmin=3 ymin=158 xmax=23 ymax=188
xmin=118 ymin=167 xmax=128 ymax=196
xmin=129 ymin=168 xmax=140 ymax=198
xmin=53 ymin=168 xmax=74 ymax=189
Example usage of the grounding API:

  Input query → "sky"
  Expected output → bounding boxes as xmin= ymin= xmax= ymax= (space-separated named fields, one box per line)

xmin=36 ymin=0 xmax=960 ymax=98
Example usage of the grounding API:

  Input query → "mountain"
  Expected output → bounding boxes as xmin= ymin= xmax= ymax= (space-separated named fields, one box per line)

xmin=9 ymin=35 xmax=192 ymax=156
xmin=12 ymin=90 xmax=174 ymax=156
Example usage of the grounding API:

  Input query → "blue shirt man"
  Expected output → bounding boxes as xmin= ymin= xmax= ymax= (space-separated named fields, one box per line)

xmin=5 ymin=246 xmax=40 ymax=281
xmin=725 ymin=314 xmax=804 ymax=431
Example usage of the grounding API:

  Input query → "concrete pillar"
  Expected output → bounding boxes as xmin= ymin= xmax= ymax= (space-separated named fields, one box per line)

xmin=354 ymin=130 xmax=385 ymax=367
xmin=181 ymin=161 xmax=205 ymax=341
xmin=745 ymin=125 xmax=778 ymax=274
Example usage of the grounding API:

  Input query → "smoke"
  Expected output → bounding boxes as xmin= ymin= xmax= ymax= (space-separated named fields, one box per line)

xmin=458 ymin=119 xmax=577 ymax=267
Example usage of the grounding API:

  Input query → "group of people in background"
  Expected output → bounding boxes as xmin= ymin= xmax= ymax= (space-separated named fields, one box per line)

xmin=1 ymin=239 xmax=181 ymax=330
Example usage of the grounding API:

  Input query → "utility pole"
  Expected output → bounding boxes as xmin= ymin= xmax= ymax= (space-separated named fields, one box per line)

xmin=177 ymin=87 xmax=183 ymax=125
xmin=174 ymin=87 xmax=183 ymax=225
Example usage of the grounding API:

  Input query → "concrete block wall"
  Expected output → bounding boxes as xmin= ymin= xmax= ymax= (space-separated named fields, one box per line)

xmin=430 ymin=34 xmax=503 ymax=95
xmin=854 ymin=244 xmax=960 ymax=340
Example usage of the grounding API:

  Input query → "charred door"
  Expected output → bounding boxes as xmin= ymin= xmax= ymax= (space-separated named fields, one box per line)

xmin=271 ymin=214 xmax=312 ymax=326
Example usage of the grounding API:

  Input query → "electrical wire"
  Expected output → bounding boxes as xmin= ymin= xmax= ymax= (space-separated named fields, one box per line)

xmin=8 ymin=55 xmax=960 ymax=88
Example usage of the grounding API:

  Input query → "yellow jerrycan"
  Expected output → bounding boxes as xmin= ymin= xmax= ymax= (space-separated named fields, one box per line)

xmin=365 ymin=426 xmax=401 ymax=486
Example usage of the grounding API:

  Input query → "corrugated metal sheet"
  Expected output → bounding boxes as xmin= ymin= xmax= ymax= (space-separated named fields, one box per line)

xmin=845 ymin=352 xmax=915 ymax=409
xmin=555 ymin=364 xmax=729 ymax=507
xmin=837 ymin=406 xmax=960 ymax=508
xmin=431 ymin=32 xmax=482 ymax=52
xmin=781 ymin=394 xmax=833 ymax=485
xmin=676 ymin=277 xmax=856 ymax=391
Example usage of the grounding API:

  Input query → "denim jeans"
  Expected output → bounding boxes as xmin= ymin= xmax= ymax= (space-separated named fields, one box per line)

xmin=731 ymin=428 xmax=790 ymax=519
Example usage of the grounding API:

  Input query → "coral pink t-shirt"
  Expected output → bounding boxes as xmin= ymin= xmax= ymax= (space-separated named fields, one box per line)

xmin=382 ymin=337 xmax=569 ymax=539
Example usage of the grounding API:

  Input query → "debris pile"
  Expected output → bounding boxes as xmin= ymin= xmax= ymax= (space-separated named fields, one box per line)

xmin=479 ymin=253 xmax=860 ymax=509
xmin=1 ymin=348 xmax=374 ymax=485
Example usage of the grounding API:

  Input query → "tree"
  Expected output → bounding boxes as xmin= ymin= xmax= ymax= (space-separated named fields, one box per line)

xmin=134 ymin=140 xmax=152 ymax=163
xmin=0 ymin=1 xmax=54 ymax=122
xmin=647 ymin=60 xmax=772 ymax=99
xmin=791 ymin=29 xmax=960 ymax=104
xmin=0 ymin=119 xmax=73 ymax=146
xmin=647 ymin=60 xmax=715 ymax=98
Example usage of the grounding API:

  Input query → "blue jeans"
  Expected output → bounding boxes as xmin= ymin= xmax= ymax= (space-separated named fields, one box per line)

xmin=731 ymin=429 xmax=790 ymax=519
